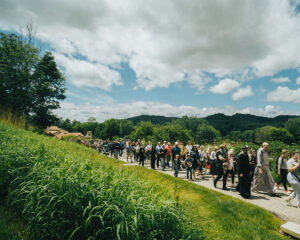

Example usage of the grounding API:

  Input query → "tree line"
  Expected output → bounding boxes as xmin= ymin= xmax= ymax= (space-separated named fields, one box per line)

xmin=57 ymin=115 xmax=300 ymax=145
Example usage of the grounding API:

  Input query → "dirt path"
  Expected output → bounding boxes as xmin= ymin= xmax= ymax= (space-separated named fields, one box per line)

xmin=114 ymin=153 xmax=300 ymax=224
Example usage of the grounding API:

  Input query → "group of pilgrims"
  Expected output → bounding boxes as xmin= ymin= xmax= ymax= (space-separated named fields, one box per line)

xmin=77 ymin=138 xmax=300 ymax=208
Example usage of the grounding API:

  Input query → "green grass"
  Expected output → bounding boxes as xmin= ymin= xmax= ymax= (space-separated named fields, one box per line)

xmin=0 ymin=121 xmax=289 ymax=240
xmin=0 ymin=200 xmax=28 ymax=240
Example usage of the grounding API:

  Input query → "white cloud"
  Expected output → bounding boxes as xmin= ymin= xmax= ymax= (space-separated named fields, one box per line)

xmin=55 ymin=101 xmax=299 ymax=122
xmin=270 ymin=77 xmax=290 ymax=83
xmin=1 ymin=0 xmax=300 ymax=90
xmin=296 ymin=77 xmax=300 ymax=85
xmin=186 ymin=71 xmax=212 ymax=92
xmin=53 ymin=53 xmax=122 ymax=91
xmin=210 ymin=79 xmax=240 ymax=94
xmin=232 ymin=86 xmax=254 ymax=101
xmin=267 ymin=86 xmax=300 ymax=103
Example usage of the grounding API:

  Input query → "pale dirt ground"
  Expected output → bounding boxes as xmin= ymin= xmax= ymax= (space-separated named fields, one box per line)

xmin=113 ymin=153 xmax=300 ymax=224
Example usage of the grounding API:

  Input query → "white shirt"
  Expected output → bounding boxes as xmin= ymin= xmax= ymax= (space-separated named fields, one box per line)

xmin=185 ymin=144 xmax=193 ymax=154
xmin=199 ymin=150 xmax=205 ymax=161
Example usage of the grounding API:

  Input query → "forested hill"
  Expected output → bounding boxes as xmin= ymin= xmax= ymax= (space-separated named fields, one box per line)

xmin=204 ymin=113 xmax=297 ymax=135
xmin=126 ymin=113 xmax=297 ymax=135
xmin=126 ymin=115 xmax=178 ymax=125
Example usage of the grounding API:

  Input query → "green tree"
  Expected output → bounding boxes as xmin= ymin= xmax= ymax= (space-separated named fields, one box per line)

xmin=100 ymin=119 xmax=120 ymax=139
xmin=195 ymin=125 xmax=220 ymax=144
xmin=0 ymin=32 xmax=66 ymax=127
xmin=240 ymin=130 xmax=255 ymax=142
xmin=30 ymin=52 xmax=66 ymax=127
xmin=254 ymin=126 xmax=273 ymax=144
xmin=173 ymin=116 xmax=208 ymax=139
xmin=285 ymin=117 xmax=300 ymax=142
xmin=153 ymin=124 xmax=193 ymax=144
xmin=130 ymin=121 xmax=154 ymax=141
xmin=119 ymin=120 xmax=134 ymax=137
xmin=270 ymin=127 xmax=294 ymax=144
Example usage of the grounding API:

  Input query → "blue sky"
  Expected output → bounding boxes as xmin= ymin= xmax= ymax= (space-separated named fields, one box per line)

xmin=1 ymin=0 xmax=300 ymax=122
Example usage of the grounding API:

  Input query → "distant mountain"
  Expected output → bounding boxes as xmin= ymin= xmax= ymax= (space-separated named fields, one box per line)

xmin=204 ymin=113 xmax=297 ymax=135
xmin=126 ymin=113 xmax=298 ymax=136
xmin=126 ymin=115 xmax=178 ymax=125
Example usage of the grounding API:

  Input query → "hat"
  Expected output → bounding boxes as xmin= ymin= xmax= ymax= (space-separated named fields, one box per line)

xmin=220 ymin=144 xmax=225 ymax=148
xmin=242 ymin=145 xmax=249 ymax=149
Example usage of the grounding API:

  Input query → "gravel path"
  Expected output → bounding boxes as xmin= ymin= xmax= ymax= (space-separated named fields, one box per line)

xmin=114 ymin=154 xmax=300 ymax=224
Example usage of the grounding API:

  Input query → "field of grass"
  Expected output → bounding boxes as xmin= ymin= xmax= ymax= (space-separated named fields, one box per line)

xmin=0 ymin=197 xmax=31 ymax=240
xmin=0 ymin=122 xmax=289 ymax=240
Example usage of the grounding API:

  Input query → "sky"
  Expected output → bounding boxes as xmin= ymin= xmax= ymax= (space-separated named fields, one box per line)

xmin=1 ymin=0 xmax=300 ymax=122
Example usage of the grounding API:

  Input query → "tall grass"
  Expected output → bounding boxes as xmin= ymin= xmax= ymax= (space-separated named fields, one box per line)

xmin=0 ymin=122 xmax=202 ymax=240
xmin=0 ymin=109 xmax=26 ymax=129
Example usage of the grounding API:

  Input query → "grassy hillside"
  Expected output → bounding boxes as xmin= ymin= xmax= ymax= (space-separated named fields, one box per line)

xmin=0 ymin=122 xmax=288 ymax=240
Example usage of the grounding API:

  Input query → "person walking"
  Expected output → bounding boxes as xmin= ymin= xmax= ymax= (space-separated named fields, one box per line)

xmin=237 ymin=145 xmax=251 ymax=199
xmin=252 ymin=142 xmax=277 ymax=195
xmin=205 ymin=146 xmax=211 ymax=172
xmin=134 ymin=142 xmax=140 ymax=162
xmin=174 ymin=154 xmax=182 ymax=177
xmin=185 ymin=141 xmax=193 ymax=157
xmin=114 ymin=140 xmax=121 ymax=159
xmin=191 ymin=145 xmax=199 ymax=181
xmin=150 ymin=145 xmax=156 ymax=170
xmin=156 ymin=142 xmax=162 ymax=168
xmin=198 ymin=145 xmax=205 ymax=179
xmin=227 ymin=149 xmax=236 ymax=186
xmin=146 ymin=141 xmax=152 ymax=163
xmin=126 ymin=142 xmax=133 ymax=163
xmin=214 ymin=144 xmax=229 ymax=190
xmin=275 ymin=150 xmax=291 ymax=194
xmin=185 ymin=153 xmax=193 ymax=181
xmin=171 ymin=142 xmax=181 ymax=170
xmin=165 ymin=142 xmax=172 ymax=168
xmin=249 ymin=149 xmax=257 ymax=183
xmin=160 ymin=145 xmax=167 ymax=171
xmin=210 ymin=146 xmax=218 ymax=178
xmin=138 ymin=143 xmax=146 ymax=167
xmin=286 ymin=151 xmax=300 ymax=208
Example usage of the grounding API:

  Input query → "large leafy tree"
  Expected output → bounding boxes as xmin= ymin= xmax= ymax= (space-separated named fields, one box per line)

xmin=195 ymin=124 xmax=220 ymax=144
xmin=285 ymin=117 xmax=300 ymax=143
xmin=0 ymin=32 xmax=65 ymax=127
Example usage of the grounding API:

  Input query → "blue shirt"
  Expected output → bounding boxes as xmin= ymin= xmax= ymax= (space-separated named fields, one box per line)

xmin=156 ymin=145 xmax=162 ymax=154
xmin=171 ymin=146 xmax=181 ymax=158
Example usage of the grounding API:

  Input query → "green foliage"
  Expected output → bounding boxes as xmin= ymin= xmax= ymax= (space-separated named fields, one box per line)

xmin=205 ymin=113 xmax=297 ymax=136
xmin=173 ymin=116 xmax=207 ymax=135
xmin=153 ymin=124 xmax=194 ymax=144
xmin=240 ymin=130 xmax=255 ymax=142
xmin=254 ymin=126 xmax=273 ymax=143
xmin=0 ymin=122 xmax=201 ymax=240
xmin=270 ymin=128 xmax=294 ymax=144
xmin=226 ymin=131 xmax=242 ymax=142
xmin=0 ymin=201 xmax=29 ymax=240
xmin=130 ymin=121 xmax=154 ymax=141
xmin=195 ymin=124 xmax=220 ymax=144
xmin=285 ymin=117 xmax=300 ymax=142
xmin=119 ymin=120 xmax=134 ymax=137
xmin=0 ymin=32 xmax=66 ymax=127
xmin=127 ymin=115 xmax=177 ymax=125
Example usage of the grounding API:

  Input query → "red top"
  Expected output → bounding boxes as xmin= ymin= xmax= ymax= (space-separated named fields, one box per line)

xmin=166 ymin=145 xmax=172 ymax=156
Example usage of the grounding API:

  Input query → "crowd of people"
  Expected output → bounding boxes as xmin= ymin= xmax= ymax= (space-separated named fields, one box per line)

xmin=74 ymin=138 xmax=300 ymax=208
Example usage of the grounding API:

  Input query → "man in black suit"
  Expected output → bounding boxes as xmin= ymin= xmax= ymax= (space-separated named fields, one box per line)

xmin=236 ymin=145 xmax=251 ymax=199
